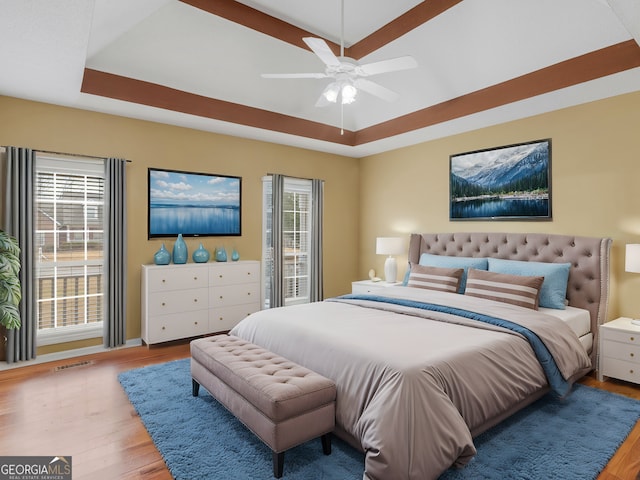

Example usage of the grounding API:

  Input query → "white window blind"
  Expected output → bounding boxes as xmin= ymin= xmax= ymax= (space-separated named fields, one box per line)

xmin=34 ymin=155 xmax=105 ymax=334
xmin=262 ymin=176 xmax=313 ymax=308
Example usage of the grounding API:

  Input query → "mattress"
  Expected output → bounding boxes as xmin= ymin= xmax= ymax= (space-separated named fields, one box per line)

xmin=538 ymin=305 xmax=592 ymax=353
xmin=539 ymin=305 xmax=591 ymax=338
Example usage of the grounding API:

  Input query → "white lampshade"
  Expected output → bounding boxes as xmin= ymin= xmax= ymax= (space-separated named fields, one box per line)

xmin=626 ymin=244 xmax=640 ymax=273
xmin=376 ymin=237 xmax=404 ymax=283
xmin=376 ymin=237 xmax=404 ymax=256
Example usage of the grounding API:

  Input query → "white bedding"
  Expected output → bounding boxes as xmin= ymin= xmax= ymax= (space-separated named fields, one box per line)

xmin=539 ymin=305 xmax=591 ymax=337
xmin=539 ymin=305 xmax=592 ymax=353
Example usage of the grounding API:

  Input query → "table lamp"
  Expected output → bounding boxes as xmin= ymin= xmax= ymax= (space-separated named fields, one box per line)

xmin=625 ymin=244 xmax=640 ymax=326
xmin=376 ymin=237 xmax=404 ymax=283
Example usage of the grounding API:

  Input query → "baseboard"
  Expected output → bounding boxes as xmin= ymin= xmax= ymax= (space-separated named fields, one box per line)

xmin=0 ymin=338 xmax=143 ymax=371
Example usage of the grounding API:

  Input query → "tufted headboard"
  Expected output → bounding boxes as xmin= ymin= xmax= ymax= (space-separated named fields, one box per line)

xmin=408 ymin=232 xmax=612 ymax=363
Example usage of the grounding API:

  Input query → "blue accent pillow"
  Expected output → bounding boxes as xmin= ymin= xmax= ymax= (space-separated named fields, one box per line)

xmin=416 ymin=253 xmax=489 ymax=293
xmin=487 ymin=258 xmax=571 ymax=310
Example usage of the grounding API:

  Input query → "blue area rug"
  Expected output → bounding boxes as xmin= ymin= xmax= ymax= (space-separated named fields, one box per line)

xmin=119 ymin=358 xmax=640 ymax=480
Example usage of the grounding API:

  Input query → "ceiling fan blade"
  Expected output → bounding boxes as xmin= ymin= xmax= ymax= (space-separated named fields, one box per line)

xmin=261 ymin=72 xmax=328 ymax=79
xmin=303 ymin=37 xmax=341 ymax=67
xmin=358 ymin=56 xmax=418 ymax=76
xmin=354 ymin=78 xmax=399 ymax=102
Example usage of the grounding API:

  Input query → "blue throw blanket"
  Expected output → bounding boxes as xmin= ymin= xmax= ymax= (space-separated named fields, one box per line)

xmin=333 ymin=294 xmax=571 ymax=397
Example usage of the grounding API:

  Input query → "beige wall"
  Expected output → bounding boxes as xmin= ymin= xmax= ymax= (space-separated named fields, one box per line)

xmin=360 ymin=90 xmax=640 ymax=321
xmin=2 ymin=91 xmax=640 ymax=354
xmin=0 ymin=96 xmax=360 ymax=353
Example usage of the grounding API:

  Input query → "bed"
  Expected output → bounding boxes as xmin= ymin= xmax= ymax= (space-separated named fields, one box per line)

xmin=230 ymin=232 xmax=612 ymax=480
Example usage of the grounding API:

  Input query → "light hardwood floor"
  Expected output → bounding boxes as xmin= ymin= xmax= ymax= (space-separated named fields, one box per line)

xmin=0 ymin=342 xmax=639 ymax=480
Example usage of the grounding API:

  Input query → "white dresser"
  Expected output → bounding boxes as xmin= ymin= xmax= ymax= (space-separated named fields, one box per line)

xmin=598 ymin=317 xmax=640 ymax=384
xmin=141 ymin=260 xmax=260 ymax=345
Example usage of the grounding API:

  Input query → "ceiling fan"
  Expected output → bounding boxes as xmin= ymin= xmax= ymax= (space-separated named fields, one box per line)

xmin=260 ymin=1 xmax=418 ymax=108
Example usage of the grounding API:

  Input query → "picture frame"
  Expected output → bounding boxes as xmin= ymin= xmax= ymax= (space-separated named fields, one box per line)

xmin=148 ymin=168 xmax=241 ymax=238
xmin=449 ymin=139 xmax=551 ymax=221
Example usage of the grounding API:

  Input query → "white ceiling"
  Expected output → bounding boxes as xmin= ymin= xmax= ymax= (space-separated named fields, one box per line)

xmin=1 ymin=0 xmax=639 ymax=158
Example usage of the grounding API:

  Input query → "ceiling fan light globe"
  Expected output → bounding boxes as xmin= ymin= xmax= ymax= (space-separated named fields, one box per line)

xmin=341 ymin=84 xmax=357 ymax=104
xmin=322 ymin=83 xmax=340 ymax=103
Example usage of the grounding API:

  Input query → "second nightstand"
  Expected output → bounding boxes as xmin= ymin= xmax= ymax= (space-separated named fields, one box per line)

xmin=598 ymin=317 xmax=640 ymax=384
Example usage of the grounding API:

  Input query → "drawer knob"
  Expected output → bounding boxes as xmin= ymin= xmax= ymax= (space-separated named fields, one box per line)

xmin=247 ymin=292 xmax=251 ymax=296
xmin=631 ymin=353 xmax=635 ymax=358
xmin=194 ymin=321 xmax=198 ymax=325
xmin=219 ymin=274 xmax=223 ymax=278
xmin=193 ymin=298 xmax=198 ymax=303
xmin=161 ymin=302 xmax=166 ymax=306
xmin=631 ymin=369 xmax=635 ymax=374
xmin=194 ymin=276 xmax=198 ymax=280
xmin=162 ymin=326 xmax=166 ymax=330
xmin=162 ymin=279 xmax=166 ymax=283
xmin=219 ymin=295 xmax=223 ymax=299
xmin=631 ymin=337 xmax=635 ymax=342
xmin=219 ymin=317 xmax=223 ymax=321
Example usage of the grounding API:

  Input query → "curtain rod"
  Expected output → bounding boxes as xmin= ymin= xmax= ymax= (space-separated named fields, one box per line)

xmin=265 ymin=173 xmax=322 ymax=182
xmin=35 ymin=148 xmax=132 ymax=163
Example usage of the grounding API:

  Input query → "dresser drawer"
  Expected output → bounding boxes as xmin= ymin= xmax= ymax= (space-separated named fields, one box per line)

xmin=210 ymin=283 xmax=260 ymax=308
xmin=601 ymin=357 xmax=640 ymax=384
xmin=600 ymin=327 xmax=640 ymax=345
xmin=209 ymin=262 xmax=260 ymax=286
xmin=144 ymin=309 xmax=209 ymax=344
xmin=601 ymin=341 xmax=640 ymax=364
xmin=146 ymin=266 xmax=208 ymax=292
xmin=209 ymin=303 xmax=260 ymax=332
xmin=147 ymin=287 xmax=209 ymax=316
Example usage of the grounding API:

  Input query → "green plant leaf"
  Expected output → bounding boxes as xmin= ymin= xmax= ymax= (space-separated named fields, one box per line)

xmin=0 ymin=303 xmax=21 ymax=329
xmin=0 ymin=230 xmax=22 ymax=329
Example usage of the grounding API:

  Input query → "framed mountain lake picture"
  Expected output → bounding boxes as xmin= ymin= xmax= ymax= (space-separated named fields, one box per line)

xmin=148 ymin=168 xmax=241 ymax=238
xmin=449 ymin=139 xmax=551 ymax=221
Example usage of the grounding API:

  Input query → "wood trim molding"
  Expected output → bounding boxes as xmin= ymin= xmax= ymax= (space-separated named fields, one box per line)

xmin=355 ymin=40 xmax=640 ymax=145
xmin=179 ymin=0 xmax=342 ymax=56
xmin=81 ymin=40 xmax=640 ymax=147
xmin=346 ymin=0 xmax=464 ymax=59
xmin=80 ymin=69 xmax=355 ymax=145
xmin=179 ymin=0 xmax=462 ymax=60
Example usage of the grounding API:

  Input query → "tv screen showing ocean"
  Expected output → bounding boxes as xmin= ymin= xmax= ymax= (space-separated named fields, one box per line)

xmin=150 ymin=204 xmax=240 ymax=236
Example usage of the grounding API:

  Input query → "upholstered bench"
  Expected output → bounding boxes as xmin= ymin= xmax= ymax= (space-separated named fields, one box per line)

xmin=190 ymin=334 xmax=337 ymax=478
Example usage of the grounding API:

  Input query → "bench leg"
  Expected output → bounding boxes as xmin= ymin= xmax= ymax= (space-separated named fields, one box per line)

xmin=192 ymin=378 xmax=200 ymax=397
xmin=273 ymin=451 xmax=284 ymax=478
xmin=321 ymin=433 xmax=332 ymax=455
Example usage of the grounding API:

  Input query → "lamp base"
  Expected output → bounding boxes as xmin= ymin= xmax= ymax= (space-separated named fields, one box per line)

xmin=384 ymin=256 xmax=397 ymax=283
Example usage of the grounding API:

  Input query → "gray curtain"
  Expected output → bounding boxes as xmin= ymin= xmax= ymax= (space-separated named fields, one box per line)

xmin=310 ymin=179 xmax=324 ymax=302
xmin=3 ymin=147 xmax=37 ymax=363
xmin=104 ymin=158 xmax=127 ymax=348
xmin=269 ymin=174 xmax=284 ymax=308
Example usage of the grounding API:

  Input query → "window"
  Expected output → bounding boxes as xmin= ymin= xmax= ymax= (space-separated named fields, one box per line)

xmin=34 ymin=155 xmax=105 ymax=344
xmin=262 ymin=177 xmax=313 ymax=308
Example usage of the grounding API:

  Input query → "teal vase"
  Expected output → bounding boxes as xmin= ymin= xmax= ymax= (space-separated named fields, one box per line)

xmin=215 ymin=247 xmax=227 ymax=262
xmin=192 ymin=243 xmax=210 ymax=263
xmin=172 ymin=234 xmax=188 ymax=264
xmin=231 ymin=249 xmax=240 ymax=262
xmin=153 ymin=243 xmax=171 ymax=265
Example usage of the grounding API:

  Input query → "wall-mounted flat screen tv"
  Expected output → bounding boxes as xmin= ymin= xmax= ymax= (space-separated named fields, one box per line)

xmin=148 ymin=168 xmax=241 ymax=238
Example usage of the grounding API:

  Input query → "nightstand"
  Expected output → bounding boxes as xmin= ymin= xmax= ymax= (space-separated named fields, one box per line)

xmin=351 ymin=279 xmax=401 ymax=295
xmin=598 ymin=317 xmax=640 ymax=383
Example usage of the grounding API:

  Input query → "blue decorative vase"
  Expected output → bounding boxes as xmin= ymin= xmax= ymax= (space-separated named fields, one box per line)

xmin=192 ymin=243 xmax=210 ymax=263
xmin=231 ymin=249 xmax=240 ymax=262
xmin=153 ymin=243 xmax=171 ymax=265
xmin=172 ymin=234 xmax=188 ymax=264
xmin=215 ymin=247 xmax=227 ymax=262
